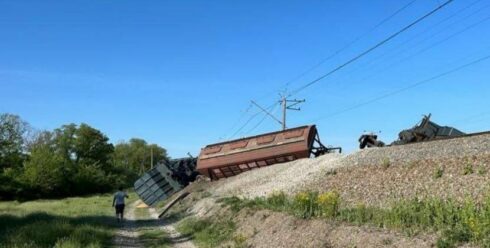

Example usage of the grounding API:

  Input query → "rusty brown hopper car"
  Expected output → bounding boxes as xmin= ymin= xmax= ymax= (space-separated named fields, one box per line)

xmin=197 ymin=125 xmax=340 ymax=180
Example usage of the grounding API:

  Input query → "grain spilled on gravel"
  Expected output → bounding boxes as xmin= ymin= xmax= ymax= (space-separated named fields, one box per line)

xmin=211 ymin=153 xmax=346 ymax=198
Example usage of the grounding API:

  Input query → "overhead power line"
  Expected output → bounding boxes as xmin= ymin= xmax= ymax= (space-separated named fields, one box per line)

xmin=220 ymin=103 xmax=253 ymax=140
xmin=289 ymin=0 xmax=454 ymax=96
xmin=282 ymin=0 xmax=418 ymax=92
xmin=356 ymin=2 xmax=490 ymax=81
xmin=222 ymin=1 xmax=420 ymax=140
xmin=244 ymin=103 xmax=280 ymax=135
xmin=311 ymin=53 xmax=490 ymax=122
xmin=228 ymin=102 xmax=278 ymax=139
xmin=340 ymin=0 xmax=487 ymax=81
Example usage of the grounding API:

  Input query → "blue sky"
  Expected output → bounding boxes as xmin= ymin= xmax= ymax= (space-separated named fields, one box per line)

xmin=1 ymin=0 xmax=490 ymax=157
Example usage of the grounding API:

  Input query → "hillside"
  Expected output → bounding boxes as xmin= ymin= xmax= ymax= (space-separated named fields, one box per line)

xmin=160 ymin=134 xmax=490 ymax=247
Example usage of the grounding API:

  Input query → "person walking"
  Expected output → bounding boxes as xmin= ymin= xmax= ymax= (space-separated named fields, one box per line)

xmin=112 ymin=187 xmax=129 ymax=222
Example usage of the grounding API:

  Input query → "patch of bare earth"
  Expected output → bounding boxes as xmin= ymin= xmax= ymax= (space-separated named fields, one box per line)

xmin=148 ymin=208 xmax=195 ymax=248
xmin=234 ymin=209 xmax=435 ymax=248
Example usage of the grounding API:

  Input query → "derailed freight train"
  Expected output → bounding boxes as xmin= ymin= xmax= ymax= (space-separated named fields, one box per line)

xmin=197 ymin=125 xmax=340 ymax=179
xmin=134 ymin=157 xmax=198 ymax=206
xmin=358 ymin=114 xmax=465 ymax=149
xmin=134 ymin=125 xmax=340 ymax=206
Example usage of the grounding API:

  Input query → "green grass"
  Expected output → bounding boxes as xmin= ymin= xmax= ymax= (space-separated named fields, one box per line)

xmin=133 ymin=206 xmax=171 ymax=248
xmin=138 ymin=227 xmax=170 ymax=248
xmin=0 ymin=192 xmax=137 ymax=248
xmin=382 ymin=157 xmax=391 ymax=170
xmin=220 ymin=191 xmax=490 ymax=248
xmin=434 ymin=166 xmax=444 ymax=179
xmin=176 ymin=217 xmax=236 ymax=248
xmin=463 ymin=162 xmax=474 ymax=175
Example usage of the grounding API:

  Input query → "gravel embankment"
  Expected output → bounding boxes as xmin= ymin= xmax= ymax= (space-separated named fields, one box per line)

xmin=207 ymin=134 xmax=490 ymax=207
xmin=339 ymin=134 xmax=490 ymax=168
xmin=210 ymin=153 xmax=344 ymax=198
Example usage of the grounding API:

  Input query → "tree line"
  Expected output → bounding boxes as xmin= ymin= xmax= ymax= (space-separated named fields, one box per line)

xmin=0 ymin=113 xmax=168 ymax=200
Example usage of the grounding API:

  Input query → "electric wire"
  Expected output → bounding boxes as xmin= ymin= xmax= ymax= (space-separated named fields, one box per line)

xmin=311 ymin=53 xmax=490 ymax=122
xmin=339 ymin=0 xmax=486 ymax=80
xmin=222 ymin=0 xmax=421 ymax=139
xmin=228 ymin=102 xmax=278 ymax=139
xmin=357 ymin=12 xmax=490 ymax=83
xmin=282 ymin=0 xmax=418 ymax=92
xmin=244 ymin=103 xmax=280 ymax=136
xmin=355 ymin=2 xmax=490 ymax=82
xmin=219 ymin=103 xmax=253 ymax=140
xmin=288 ymin=0 xmax=454 ymax=97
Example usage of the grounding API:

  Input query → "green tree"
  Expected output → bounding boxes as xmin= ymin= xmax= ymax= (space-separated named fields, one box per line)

xmin=73 ymin=123 xmax=114 ymax=169
xmin=23 ymin=123 xmax=117 ymax=197
xmin=0 ymin=114 xmax=31 ymax=199
xmin=0 ymin=113 xmax=30 ymax=170
xmin=113 ymin=138 xmax=168 ymax=175
xmin=23 ymin=131 xmax=66 ymax=197
xmin=1 ymin=113 xmax=170 ymax=199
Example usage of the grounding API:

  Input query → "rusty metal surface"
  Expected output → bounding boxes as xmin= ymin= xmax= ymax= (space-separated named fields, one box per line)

xmin=197 ymin=125 xmax=317 ymax=180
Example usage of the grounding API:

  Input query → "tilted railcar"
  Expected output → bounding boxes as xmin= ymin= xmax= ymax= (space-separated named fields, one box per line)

xmin=197 ymin=125 xmax=340 ymax=180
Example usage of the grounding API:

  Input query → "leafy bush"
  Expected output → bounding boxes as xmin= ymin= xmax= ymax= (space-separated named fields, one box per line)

xmin=317 ymin=191 xmax=340 ymax=217
xmin=293 ymin=191 xmax=320 ymax=218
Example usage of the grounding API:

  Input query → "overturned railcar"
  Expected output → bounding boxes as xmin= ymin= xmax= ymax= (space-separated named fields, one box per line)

xmin=197 ymin=125 xmax=340 ymax=180
xmin=133 ymin=157 xmax=198 ymax=206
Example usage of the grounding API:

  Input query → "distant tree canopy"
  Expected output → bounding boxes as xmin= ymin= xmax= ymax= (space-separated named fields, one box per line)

xmin=0 ymin=113 xmax=169 ymax=200
xmin=0 ymin=114 xmax=31 ymax=171
xmin=113 ymin=138 xmax=168 ymax=174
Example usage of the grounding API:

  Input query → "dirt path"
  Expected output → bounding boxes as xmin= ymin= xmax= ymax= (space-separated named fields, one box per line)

xmin=111 ymin=200 xmax=195 ymax=248
xmin=149 ymin=207 xmax=196 ymax=248
xmin=112 ymin=201 xmax=144 ymax=248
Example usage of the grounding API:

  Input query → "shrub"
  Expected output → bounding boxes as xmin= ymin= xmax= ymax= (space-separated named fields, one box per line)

xmin=293 ymin=191 xmax=319 ymax=219
xmin=317 ymin=191 xmax=340 ymax=217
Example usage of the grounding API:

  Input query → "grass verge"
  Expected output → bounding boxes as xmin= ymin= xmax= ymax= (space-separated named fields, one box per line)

xmin=0 ymin=192 xmax=136 ymax=247
xmin=138 ymin=227 xmax=170 ymax=248
xmin=134 ymin=206 xmax=171 ymax=248
xmin=176 ymin=217 xmax=236 ymax=248
xmin=219 ymin=191 xmax=490 ymax=248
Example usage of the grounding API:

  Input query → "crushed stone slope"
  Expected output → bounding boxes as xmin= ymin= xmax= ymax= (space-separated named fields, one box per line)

xmin=207 ymin=133 xmax=490 ymax=206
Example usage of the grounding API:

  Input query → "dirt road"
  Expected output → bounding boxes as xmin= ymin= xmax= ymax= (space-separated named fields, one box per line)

xmin=112 ymin=200 xmax=195 ymax=248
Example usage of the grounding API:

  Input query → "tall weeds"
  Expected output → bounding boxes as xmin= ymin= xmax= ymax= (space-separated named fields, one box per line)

xmin=221 ymin=191 xmax=490 ymax=247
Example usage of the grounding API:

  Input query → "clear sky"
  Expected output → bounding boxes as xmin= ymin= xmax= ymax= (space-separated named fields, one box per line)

xmin=1 ymin=0 xmax=490 ymax=157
